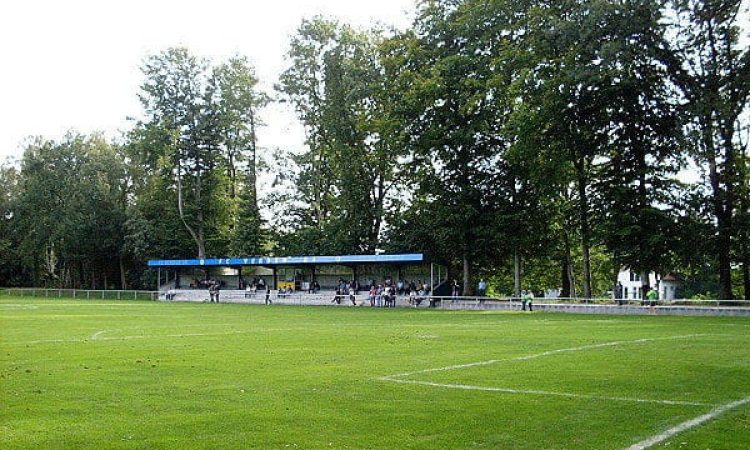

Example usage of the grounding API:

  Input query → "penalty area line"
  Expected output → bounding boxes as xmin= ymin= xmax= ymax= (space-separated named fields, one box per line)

xmin=624 ymin=395 xmax=750 ymax=450
xmin=9 ymin=327 xmax=303 ymax=346
xmin=379 ymin=377 xmax=712 ymax=407
xmin=384 ymin=334 xmax=715 ymax=379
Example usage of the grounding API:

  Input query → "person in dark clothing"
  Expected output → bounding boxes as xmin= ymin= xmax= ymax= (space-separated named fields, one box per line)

xmin=331 ymin=288 xmax=342 ymax=304
xmin=615 ymin=282 xmax=624 ymax=305
xmin=264 ymin=286 xmax=272 ymax=305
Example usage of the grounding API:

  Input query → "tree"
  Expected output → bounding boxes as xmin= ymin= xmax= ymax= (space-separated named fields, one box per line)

xmin=277 ymin=17 xmax=406 ymax=254
xmin=136 ymin=47 xmax=232 ymax=259
xmin=212 ymin=56 xmax=270 ymax=256
xmin=14 ymin=134 xmax=128 ymax=288
xmin=589 ymin=1 xmax=684 ymax=295
xmin=0 ymin=161 xmax=23 ymax=286
xmin=665 ymin=0 xmax=750 ymax=299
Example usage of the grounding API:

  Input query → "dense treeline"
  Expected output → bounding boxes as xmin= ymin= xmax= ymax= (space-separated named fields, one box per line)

xmin=0 ymin=0 xmax=747 ymax=299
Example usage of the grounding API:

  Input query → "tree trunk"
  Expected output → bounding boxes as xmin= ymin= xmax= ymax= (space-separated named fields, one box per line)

xmin=514 ymin=249 xmax=521 ymax=298
xmin=176 ymin=160 xmax=205 ymax=259
xmin=462 ymin=252 xmax=471 ymax=296
xmin=561 ymin=258 xmax=571 ymax=298
xmin=703 ymin=116 xmax=734 ymax=300
xmin=119 ymin=255 xmax=128 ymax=290
xmin=611 ymin=255 xmax=619 ymax=300
xmin=743 ymin=248 xmax=750 ymax=301
xmin=248 ymin=110 xmax=259 ymax=214
xmin=561 ymin=231 xmax=573 ymax=298
xmin=575 ymin=163 xmax=592 ymax=298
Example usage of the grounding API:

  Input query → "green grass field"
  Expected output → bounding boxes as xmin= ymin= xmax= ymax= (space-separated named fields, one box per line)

xmin=2 ymin=298 xmax=750 ymax=450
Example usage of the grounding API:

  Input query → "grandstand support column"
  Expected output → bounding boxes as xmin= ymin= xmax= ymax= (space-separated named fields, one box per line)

xmin=238 ymin=266 xmax=242 ymax=288
xmin=175 ymin=268 xmax=181 ymax=288
xmin=272 ymin=267 xmax=278 ymax=290
xmin=157 ymin=267 xmax=161 ymax=291
xmin=352 ymin=265 xmax=358 ymax=285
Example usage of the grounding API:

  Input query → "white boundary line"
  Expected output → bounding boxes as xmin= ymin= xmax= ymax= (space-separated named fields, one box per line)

xmin=624 ymin=395 xmax=750 ymax=449
xmin=8 ymin=328 xmax=302 ymax=346
xmin=382 ymin=378 xmax=711 ymax=406
xmin=384 ymin=334 xmax=714 ymax=379
xmin=90 ymin=330 xmax=109 ymax=340
xmin=380 ymin=334 xmax=717 ymax=407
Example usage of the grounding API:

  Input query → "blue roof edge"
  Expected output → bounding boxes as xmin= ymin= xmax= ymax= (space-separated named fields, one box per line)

xmin=147 ymin=253 xmax=425 ymax=267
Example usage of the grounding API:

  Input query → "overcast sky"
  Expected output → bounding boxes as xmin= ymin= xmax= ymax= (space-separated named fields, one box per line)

xmin=0 ymin=0 xmax=416 ymax=163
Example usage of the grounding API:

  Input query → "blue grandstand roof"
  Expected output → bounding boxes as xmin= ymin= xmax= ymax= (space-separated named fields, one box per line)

xmin=147 ymin=253 xmax=424 ymax=267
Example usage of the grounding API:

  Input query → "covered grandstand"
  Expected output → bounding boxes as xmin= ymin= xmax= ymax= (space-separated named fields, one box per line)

xmin=149 ymin=254 xmax=446 ymax=301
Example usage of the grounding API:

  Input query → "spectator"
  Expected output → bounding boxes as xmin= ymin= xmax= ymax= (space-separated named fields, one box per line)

xmin=264 ymin=286 xmax=272 ymax=305
xmin=521 ymin=290 xmax=534 ymax=311
xmin=375 ymin=286 xmax=384 ymax=308
xmin=451 ymin=280 xmax=460 ymax=298
xmin=368 ymin=285 xmax=377 ymax=307
xmin=331 ymin=288 xmax=342 ymax=305
xmin=477 ymin=279 xmax=487 ymax=297
xmin=646 ymin=287 xmax=658 ymax=307
xmin=615 ymin=282 xmax=624 ymax=305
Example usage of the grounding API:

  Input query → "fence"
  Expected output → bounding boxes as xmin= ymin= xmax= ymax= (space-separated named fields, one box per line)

xmin=2 ymin=287 xmax=748 ymax=310
xmin=0 ymin=288 xmax=159 ymax=301
xmin=428 ymin=295 xmax=750 ymax=307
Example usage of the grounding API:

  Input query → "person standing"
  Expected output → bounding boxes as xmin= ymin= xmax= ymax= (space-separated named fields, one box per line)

xmin=477 ymin=279 xmax=487 ymax=297
xmin=264 ymin=286 xmax=272 ymax=305
xmin=409 ymin=289 xmax=417 ymax=307
xmin=451 ymin=280 xmax=460 ymax=298
xmin=368 ymin=285 xmax=377 ymax=307
xmin=615 ymin=282 xmax=624 ymax=305
xmin=646 ymin=287 xmax=658 ymax=307
xmin=521 ymin=290 xmax=533 ymax=311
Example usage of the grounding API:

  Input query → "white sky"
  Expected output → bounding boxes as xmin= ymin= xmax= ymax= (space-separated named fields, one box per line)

xmin=0 ymin=0 xmax=416 ymax=163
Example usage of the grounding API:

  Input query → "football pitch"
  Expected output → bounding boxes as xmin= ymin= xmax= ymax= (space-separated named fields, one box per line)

xmin=2 ymin=298 xmax=749 ymax=449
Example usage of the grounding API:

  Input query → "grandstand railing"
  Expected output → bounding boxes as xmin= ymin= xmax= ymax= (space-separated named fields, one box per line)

xmin=0 ymin=288 xmax=159 ymax=301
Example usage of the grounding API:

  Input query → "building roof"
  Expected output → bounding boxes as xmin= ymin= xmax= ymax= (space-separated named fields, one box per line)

xmin=147 ymin=253 xmax=425 ymax=268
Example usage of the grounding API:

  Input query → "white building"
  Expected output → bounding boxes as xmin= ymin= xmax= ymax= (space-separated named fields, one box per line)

xmin=616 ymin=268 xmax=681 ymax=301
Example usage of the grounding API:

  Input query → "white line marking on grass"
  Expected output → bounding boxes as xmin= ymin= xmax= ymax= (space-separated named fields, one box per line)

xmin=0 ymin=304 xmax=39 ymax=309
xmin=90 ymin=330 xmax=109 ymax=340
xmin=379 ymin=334 xmax=719 ymax=407
xmin=624 ymin=395 xmax=750 ymax=450
xmin=384 ymin=334 xmax=713 ymax=379
xmin=381 ymin=378 xmax=712 ymax=407
xmin=10 ymin=328 xmax=302 ymax=345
